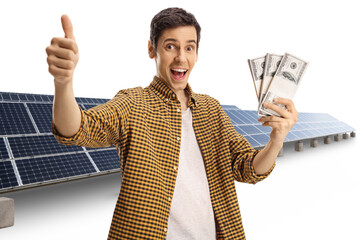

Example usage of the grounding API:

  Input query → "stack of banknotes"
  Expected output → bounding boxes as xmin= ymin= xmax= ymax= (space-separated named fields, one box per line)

xmin=248 ymin=53 xmax=308 ymax=117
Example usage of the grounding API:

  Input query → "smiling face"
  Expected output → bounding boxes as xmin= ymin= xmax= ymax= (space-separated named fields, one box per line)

xmin=148 ymin=26 xmax=198 ymax=95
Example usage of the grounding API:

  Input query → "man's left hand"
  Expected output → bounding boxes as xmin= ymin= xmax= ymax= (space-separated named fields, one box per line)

xmin=257 ymin=98 xmax=298 ymax=144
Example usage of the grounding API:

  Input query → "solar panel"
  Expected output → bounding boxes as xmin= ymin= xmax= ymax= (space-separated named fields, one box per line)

xmin=16 ymin=153 xmax=96 ymax=185
xmin=0 ymin=161 xmax=18 ymax=189
xmin=7 ymin=135 xmax=83 ymax=159
xmin=0 ymin=91 xmax=356 ymax=193
xmin=0 ymin=138 xmax=10 ymax=160
xmin=0 ymin=91 xmax=118 ymax=193
xmin=223 ymin=109 xmax=355 ymax=148
xmin=0 ymin=103 xmax=37 ymax=135
xmin=27 ymin=103 xmax=53 ymax=133
xmin=89 ymin=150 xmax=121 ymax=171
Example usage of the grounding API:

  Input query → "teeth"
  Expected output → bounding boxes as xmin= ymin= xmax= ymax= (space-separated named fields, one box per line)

xmin=172 ymin=69 xmax=187 ymax=72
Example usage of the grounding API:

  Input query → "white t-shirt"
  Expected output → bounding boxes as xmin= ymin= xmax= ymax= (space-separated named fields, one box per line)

xmin=167 ymin=107 xmax=217 ymax=240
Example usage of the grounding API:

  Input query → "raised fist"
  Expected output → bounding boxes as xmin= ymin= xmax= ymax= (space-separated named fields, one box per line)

xmin=46 ymin=15 xmax=79 ymax=84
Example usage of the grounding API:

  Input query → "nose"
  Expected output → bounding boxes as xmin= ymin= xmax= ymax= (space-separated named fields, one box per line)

xmin=175 ymin=49 xmax=186 ymax=63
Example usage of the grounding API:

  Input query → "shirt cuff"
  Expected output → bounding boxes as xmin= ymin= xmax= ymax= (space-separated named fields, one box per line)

xmin=245 ymin=149 xmax=276 ymax=184
xmin=51 ymin=105 xmax=87 ymax=146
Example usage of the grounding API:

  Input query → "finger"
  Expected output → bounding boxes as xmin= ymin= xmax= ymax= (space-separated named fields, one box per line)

xmin=46 ymin=45 xmax=76 ymax=60
xmin=263 ymin=102 xmax=291 ymax=118
xmin=261 ymin=121 xmax=280 ymax=128
xmin=47 ymin=55 xmax=75 ymax=70
xmin=50 ymin=37 xmax=78 ymax=53
xmin=61 ymin=14 xmax=75 ymax=40
xmin=274 ymin=98 xmax=297 ymax=113
xmin=48 ymin=64 xmax=72 ymax=79
xmin=258 ymin=115 xmax=283 ymax=123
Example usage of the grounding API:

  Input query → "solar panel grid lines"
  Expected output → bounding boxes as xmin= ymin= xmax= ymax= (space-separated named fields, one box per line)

xmin=0 ymin=161 xmax=18 ymax=189
xmin=27 ymin=103 xmax=53 ymax=133
xmin=16 ymin=153 xmax=97 ymax=185
xmin=222 ymin=108 xmax=355 ymax=149
xmin=0 ymin=92 xmax=109 ymax=105
xmin=0 ymin=103 xmax=37 ymax=135
xmin=23 ymin=103 xmax=41 ymax=134
xmin=83 ymin=147 xmax=101 ymax=173
xmin=7 ymin=135 xmax=84 ymax=160
xmin=0 ymin=137 xmax=10 ymax=160
xmin=88 ymin=149 xmax=122 ymax=171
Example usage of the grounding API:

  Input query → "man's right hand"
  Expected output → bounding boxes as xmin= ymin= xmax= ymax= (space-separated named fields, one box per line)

xmin=46 ymin=15 xmax=79 ymax=85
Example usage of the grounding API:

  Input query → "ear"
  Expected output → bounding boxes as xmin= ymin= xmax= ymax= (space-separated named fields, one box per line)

xmin=148 ymin=40 xmax=156 ymax=59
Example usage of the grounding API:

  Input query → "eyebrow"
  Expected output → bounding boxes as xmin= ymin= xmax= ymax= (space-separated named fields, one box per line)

xmin=164 ymin=38 xmax=197 ymax=44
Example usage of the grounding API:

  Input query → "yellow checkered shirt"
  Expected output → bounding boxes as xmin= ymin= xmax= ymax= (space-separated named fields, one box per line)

xmin=52 ymin=76 xmax=275 ymax=239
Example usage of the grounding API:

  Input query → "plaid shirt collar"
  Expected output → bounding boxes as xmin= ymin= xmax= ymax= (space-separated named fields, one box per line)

xmin=149 ymin=76 xmax=198 ymax=108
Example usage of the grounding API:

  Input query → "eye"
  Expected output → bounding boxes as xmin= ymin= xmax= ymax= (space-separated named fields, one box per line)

xmin=166 ymin=44 xmax=175 ymax=50
xmin=186 ymin=46 xmax=194 ymax=51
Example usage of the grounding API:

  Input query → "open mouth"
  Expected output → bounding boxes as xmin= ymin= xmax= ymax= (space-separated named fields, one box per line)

xmin=170 ymin=68 xmax=188 ymax=81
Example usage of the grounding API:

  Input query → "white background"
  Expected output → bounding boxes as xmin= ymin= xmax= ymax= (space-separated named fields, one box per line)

xmin=1 ymin=0 xmax=359 ymax=239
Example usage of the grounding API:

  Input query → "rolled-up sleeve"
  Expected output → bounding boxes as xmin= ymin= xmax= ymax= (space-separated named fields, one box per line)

xmin=52 ymin=89 xmax=133 ymax=148
xmin=218 ymin=103 xmax=275 ymax=184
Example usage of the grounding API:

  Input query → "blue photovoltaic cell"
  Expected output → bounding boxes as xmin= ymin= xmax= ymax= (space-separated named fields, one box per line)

xmin=0 ymin=138 xmax=9 ymax=160
xmin=244 ymin=136 xmax=261 ymax=148
xmin=19 ymin=94 xmax=28 ymax=101
xmin=1 ymin=93 xmax=11 ymax=101
xmin=24 ymin=94 xmax=36 ymax=102
xmin=0 ymin=161 xmax=18 ymax=189
xmin=292 ymin=123 xmax=305 ymax=130
xmin=285 ymin=132 xmax=298 ymax=142
xmin=0 ymin=103 xmax=36 ymax=135
xmin=235 ymin=111 xmax=254 ymax=124
xmin=16 ymin=153 xmax=96 ymax=185
xmin=242 ymin=110 xmax=259 ymax=122
xmin=27 ymin=103 xmax=53 ymax=133
xmin=9 ymin=93 xmax=20 ymax=102
xmin=89 ymin=150 xmax=120 ymax=171
xmin=250 ymin=134 xmax=270 ymax=145
xmin=240 ymin=125 xmax=263 ymax=135
xmin=234 ymin=126 xmax=246 ymax=136
xmin=8 ymin=135 xmax=83 ymax=159
xmin=226 ymin=111 xmax=245 ymax=125
xmin=83 ymin=104 xmax=99 ymax=110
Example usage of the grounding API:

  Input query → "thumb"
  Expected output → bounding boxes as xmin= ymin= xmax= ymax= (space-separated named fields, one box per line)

xmin=61 ymin=14 xmax=75 ymax=40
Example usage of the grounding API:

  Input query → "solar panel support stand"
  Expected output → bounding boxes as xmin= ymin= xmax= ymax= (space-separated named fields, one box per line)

xmin=310 ymin=139 xmax=318 ymax=148
xmin=324 ymin=136 xmax=331 ymax=144
xmin=343 ymin=133 xmax=349 ymax=139
xmin=334 ymin=135 xmax=340 ymax=142
xmin=0 ymin=197 xmax=14 ymax=229
xmin=351 ymin=132 xmax=356 ymax=138
xmin=295 ymin=141 xmax=303 ymax=152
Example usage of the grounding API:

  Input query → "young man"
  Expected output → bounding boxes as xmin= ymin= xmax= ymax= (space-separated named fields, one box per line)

xmin=46 ymin=7 xmax=298 ymax=240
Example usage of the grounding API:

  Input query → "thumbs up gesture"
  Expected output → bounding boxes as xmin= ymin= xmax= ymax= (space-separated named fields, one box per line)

xmin=46 ymin=15 xmax=79 ymax=84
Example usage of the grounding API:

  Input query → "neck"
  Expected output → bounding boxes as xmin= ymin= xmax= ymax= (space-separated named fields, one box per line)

xmin=175 ymin=90 xmax=189 ymax=111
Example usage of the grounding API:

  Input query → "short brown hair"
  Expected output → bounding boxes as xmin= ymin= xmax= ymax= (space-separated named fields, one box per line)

xmin=150 ymin=7 xmax=201 ymax=53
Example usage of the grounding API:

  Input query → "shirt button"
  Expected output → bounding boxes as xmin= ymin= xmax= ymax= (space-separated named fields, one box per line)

xmin=165 ymin=98 xmax=168 ymax=102
xmin=164 ymin=227 xmax=168 ymax=232
xmin=177 ymin=137 xmax=180 ymax=141
xmin=172 ymin=94 xmax=176 ymax=98
xmin=174 ymin=166 xmax=177 ymax=171
xmin=168 ymin=197 xmax=171 ymax=201
xmin=177 ymin=108 xmax=180 ymax=112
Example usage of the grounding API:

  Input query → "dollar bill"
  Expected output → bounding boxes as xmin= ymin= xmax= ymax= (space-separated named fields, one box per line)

xmin=248 ymin=56 xmax=266 ymax=101
xmin=259 ymin=53 xmax=283 ymax=103
xmin=258 ymin=53 xmax=308 ymax=117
